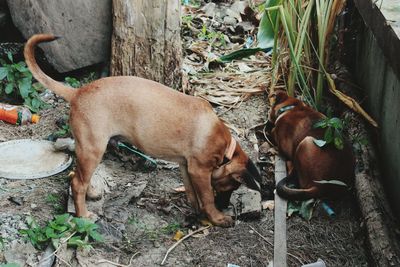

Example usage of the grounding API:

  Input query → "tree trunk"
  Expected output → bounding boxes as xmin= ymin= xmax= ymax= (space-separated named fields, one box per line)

xmin=110 ymin=0 xmax=182 ymax=89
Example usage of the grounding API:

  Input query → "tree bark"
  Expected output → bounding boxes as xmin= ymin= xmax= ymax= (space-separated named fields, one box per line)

xmin=110 ymin=0 xmax=182 ymax=89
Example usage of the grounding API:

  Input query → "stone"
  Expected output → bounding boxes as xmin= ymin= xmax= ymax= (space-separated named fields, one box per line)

xmin=6 ymin=0 xmax=112 ymax=72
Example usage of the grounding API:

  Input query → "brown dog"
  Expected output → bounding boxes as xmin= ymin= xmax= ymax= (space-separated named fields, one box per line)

xmin=267 ymin=90 xmax=354 ymax=200
xmin=24 ymin=34 xmax=262 ymax=227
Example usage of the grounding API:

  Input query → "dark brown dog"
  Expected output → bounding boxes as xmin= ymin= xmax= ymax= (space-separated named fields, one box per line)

xmin=25 ymin=34 xmax=262 ymax=227
xmin=267 ymin=90 xmax=354 ymax=200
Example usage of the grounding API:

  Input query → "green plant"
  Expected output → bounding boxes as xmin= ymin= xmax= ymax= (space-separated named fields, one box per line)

xmin=54 ymin=123 xmax=71 ymax=138
xmin=259 ymin=0 xmax=349 ymax=109
xmin=46 ymin=193 xmax=64 ymax=213
xmin=64 ymin=77 xmax=80 ymax=88
xmin=0 ymin=52 xmax=48 ymax=112
xmin=128 ymin=216 xmax=182 ymax=241
xmin=19 ymin=214 xmax=103 ymax=250
xmin=313 ymin=116 xmax=346 ymax=149
xmin=198 ymin=24 xmax=227 ymax=47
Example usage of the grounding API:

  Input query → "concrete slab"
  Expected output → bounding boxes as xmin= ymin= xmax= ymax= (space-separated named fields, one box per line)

xmin=273 ymin=155 xmax=287 ymax=267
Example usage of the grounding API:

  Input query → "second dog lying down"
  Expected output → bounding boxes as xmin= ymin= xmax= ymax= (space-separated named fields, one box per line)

xmin=24 ymin=34 xmax=263 ymax=227
xmin=267 ymin=90 xmax=355 ymax=200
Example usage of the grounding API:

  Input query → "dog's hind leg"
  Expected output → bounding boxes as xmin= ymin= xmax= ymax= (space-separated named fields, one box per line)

xmin=71 ymin=137 xmax=107 ymax=218
xmin=179 ymin=164 xmax=200 ymax=213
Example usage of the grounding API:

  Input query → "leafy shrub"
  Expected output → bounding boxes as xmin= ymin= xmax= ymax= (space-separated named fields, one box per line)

xmin=313 ymin=116 xmax=346 ymax=150
xmin=0 ymin=52 xmax=48 ymax=112
xmin=19 ymin=214 xmax=103 ymax=250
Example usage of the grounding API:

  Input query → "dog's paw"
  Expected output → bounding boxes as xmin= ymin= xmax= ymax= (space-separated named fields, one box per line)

xmin=86 ymin=185 xmax=102 ymax=201
xmin=211 ymin=215 xmax=234 ymax=228
xmin=80 ymin=211 xmax=98 ymax=222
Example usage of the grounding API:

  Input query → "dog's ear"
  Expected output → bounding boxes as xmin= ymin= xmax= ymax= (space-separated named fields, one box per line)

xmin=269 ymin=90 xmax=288 ymax=106
xmin=234 ymin=159 xmax=262 ymax=191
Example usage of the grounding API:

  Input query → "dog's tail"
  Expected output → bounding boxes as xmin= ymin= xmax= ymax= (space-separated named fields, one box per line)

xmin=276 ymin=175 xmax=319 ymax=201
xmin=24 ymin=34 xmax=75 ymax=102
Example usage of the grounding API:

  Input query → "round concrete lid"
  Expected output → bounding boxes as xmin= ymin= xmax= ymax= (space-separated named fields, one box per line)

xmin=0 ymin=139 xmax=72 ymax=179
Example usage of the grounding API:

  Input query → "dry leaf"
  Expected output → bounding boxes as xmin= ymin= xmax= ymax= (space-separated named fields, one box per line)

xmin=173 ymin=185 xmax=186 ymax=193
xmin=173 ymin=230 xmax=185 ymax=241
xmin=262 ymin=200 xmax=275 ymax=211
xmin=190 ymin=227 xmax=210 ymax=238
xmin=327 ymin=74 xmax=378 ymax=127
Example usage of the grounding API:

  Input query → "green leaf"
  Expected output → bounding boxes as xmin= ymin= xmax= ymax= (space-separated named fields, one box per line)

xmin=329 ymin=117 xmax=343 ymax=129
xmin=6 ymin=67 xmax=15 ymax=83
xmin=89 ymin=230 xmax=104 ymax=242
xmin=0 ymin=67 xmax=8 ymax=80
xmin=7 ymin=52 xmax=13 ymax=62
xmin=67 ymin=236 xmax=87 ymax=247
xmin=258 ymin=0 xmax=281 ymax=49
xmin=324 ymin=127 xmax=333 ymax=143
xmin=45 ymin=227 xmax=57 ymax=238
xmin=287 ymin=199 xmax=316 ymax=220
xmin=24 ymin=97 xmax=32 ymax=108
xmin=314 ymin=179 xmax=348 ymax=187
xmin=313 ymin=119 xmax=327 ymax=129
xmin=18 ymin=78 xmax=32 ymax=98
xmin=5 ymin=83 xmax=14 ymax=94
xmin=334 ymin=136 xmax=344 ymax=150
xmin=55 ymin=213 xmax=70 ymax=225
xmin=14 ymin=62 xmax=28 ymax=72
xmin=313 ymin=138 xmax=326 ymax=147
xmin=299 ymin=199 xmax=316 ymax=220
xmin=219 ymin=47 xmax=268 ymax=62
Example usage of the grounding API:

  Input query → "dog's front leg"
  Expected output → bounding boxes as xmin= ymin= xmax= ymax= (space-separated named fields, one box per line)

xmin=188 ymin=159 xmax=234 ymax=227
xmin=179 ymin=164 xmax=200 ymax=213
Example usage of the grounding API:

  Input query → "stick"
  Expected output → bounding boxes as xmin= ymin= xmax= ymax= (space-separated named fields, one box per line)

xmin=40 ymin=231 xmax=77 ymax=263
xmin=98 ymin=251 xmax=140 ymax=267
xmin=249 ymin=225 xmax=304 ymax=265
xmin=160 ymin=225 xmax=211 ymax=265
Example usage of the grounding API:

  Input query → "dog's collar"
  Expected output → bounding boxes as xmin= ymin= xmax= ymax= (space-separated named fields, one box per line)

xmin=276 ymin=105 xmax=295 ymax=117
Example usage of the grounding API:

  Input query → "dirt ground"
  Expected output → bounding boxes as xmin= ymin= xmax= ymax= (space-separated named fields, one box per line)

xmin=0 ymin=1 xmax=369 ymax=266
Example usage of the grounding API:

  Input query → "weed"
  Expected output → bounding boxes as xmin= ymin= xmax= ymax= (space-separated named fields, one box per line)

xmin=198 ymin=24 xmax=227 ymax=47
xmin=53 ymin=123 xmax=71 ymax=138
xmin=313 ymin=116 xmax=346 ymax=150
xmin=128 ymin=216 xmax=182 ymax=241
xmin=64 ymin=77 xmax=80 ymax=88
xmin=182 ymin=14 xmax=194 ymax=28
xmin=0 ymin=52 xmax=48 ymax=112
xmin=19 ymin=214 xmax=103 ymax=250
xmin=45 ymin=193 xmax=64 ymax=213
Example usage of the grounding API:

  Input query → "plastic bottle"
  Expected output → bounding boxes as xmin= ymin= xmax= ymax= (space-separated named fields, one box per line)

xmin=0 ymin=103 xmax=40 ymax=125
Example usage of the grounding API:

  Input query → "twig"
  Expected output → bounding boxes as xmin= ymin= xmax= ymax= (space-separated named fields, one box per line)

xmin=249 ymin=225 xmax=273 ymax=246
xmin=54 ymin=254 xmax=72 ymax=267
xmin=39 ymin=231 xmax=77 ymax=263
xmin=160 ymin=225 xmax=211 ymax=265
xmin=97 ymin=251 xmax=140 ymax=267
xmin=249 ymin=225 xmax=304 ymax=266
xmin=171 ymin=203 xmax=188 ymax=215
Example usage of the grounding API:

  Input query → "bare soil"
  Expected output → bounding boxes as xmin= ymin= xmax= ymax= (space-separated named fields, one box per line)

xmin=0 ymin=1 xmax=369 ymax=266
